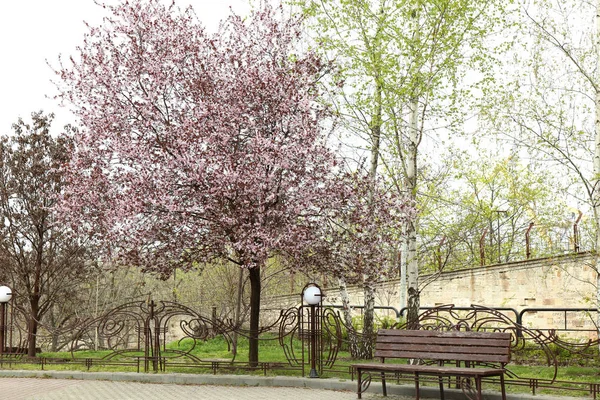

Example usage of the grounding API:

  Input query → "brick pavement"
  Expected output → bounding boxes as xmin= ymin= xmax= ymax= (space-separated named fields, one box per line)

xmin=0 ymin=372 xmax=588 ymax=400
xmin=0 ymin=378 xmax=402 ymax=400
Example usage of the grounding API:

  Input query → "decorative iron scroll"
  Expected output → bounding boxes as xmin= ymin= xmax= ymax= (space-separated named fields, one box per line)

xmin=1 ymin=296 xmax=346 ymax=375
xmin=357 ymin=371 xmax=373 ymax=395
xmin=550 ymin=333 xmax=599 ymax=356
xmin=277 ymin=306 xmax=343 ymax=376
xmin=69 ymin=300 xmax=234 ymax=371
xmin=0 ymin=303 xmax=27 ymax=356
xmin=321 ymin=307 xmax=343 ymax=368
xmin=66 ymin=299 xmax=346 ymax=374
xmin=278 ymin=306 xmax=301 ymax=367
xmin=459 ymin=377 xmax=477 ymax=400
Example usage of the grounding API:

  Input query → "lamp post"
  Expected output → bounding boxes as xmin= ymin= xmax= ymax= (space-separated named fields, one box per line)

xmin=0 ymin=286 xmax=12 ymax=355
xmin=302 ymin=283 xmax=323 ymax=378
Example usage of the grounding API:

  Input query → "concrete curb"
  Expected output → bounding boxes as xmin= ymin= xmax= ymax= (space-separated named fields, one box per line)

xmin=0 ymin=370 xmax=587 ymax=400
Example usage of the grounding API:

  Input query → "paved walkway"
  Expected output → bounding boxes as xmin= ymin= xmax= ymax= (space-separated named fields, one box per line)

xmin=0 ymin=371 xmax=588 ymax=400
xmin=0 ymin=377 xmax=406 ymax=400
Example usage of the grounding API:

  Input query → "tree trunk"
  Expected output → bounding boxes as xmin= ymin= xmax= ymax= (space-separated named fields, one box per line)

xmin=594 ymin=0 xmax=600 ymax=344
xmin=248 ymin=266 xmax=261 ymax=367
xmin=50 ymin=305 xmax=59 ymax=352
xmin=338 ymin=279 xmax=354 ymax=330
xmin=594 ymin=87 xmax=599 ymax=343
xmin=27 ymin=296 xmax=40 ymax=357
xmin=339 ymin=279 xmax=375 ymax=359
xmin=232 ymin=268 xmax=244 ymax=356
xmin=400 ymin=226 xmax=408 ymax=313
xmin=361 ymin=284 xmax=375 ymax=359
xmin=338 ymin=278 xmax=360 ymax=357
xmin=404 ymin=0 xmax=421 ymax=330
xmin=369 ymin=78 xmax=382 ymax=180
xmin=353 ymin=71 xmax=383 ymax=360
xmin=406 ymin=286 xmax=420 ymax=330
xmin=29 ymin=227 xmax=44 ymax=357
xmin=406 ymin=94 xmax=420 ymax=329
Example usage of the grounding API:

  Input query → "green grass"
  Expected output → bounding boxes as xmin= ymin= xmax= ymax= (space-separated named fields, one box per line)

xmin=40 ymin=349 xmax=117 ymax=359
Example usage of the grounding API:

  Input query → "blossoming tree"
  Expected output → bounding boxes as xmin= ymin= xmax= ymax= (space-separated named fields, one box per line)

xmin=55 ymin=0 xmax=413 ymax=364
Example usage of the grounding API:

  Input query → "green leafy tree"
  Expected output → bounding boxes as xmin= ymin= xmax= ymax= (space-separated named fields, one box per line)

xmin=419 ymin=147 xmax=570 ymax=275
xmin=295 ymin=0 xmax=515 ymax=334
xmin=481 ymin=0 xmax=600 ymax=328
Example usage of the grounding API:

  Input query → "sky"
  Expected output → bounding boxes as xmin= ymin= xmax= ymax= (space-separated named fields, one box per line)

xmin=0 ymin=0 xmax=251 ymax=134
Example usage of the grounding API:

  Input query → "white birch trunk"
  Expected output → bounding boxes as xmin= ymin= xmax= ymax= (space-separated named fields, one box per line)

xmin=406 ymin=95 xmax=420 ymax=328
xmin=361 ymin=75 xmax=382 ymax=358
xmin=594 ymin=0 xmax=600 ymax=344
xmin=362 ymin=283 xmax=376 ymax=358
xmin=400 ymin=231 xmax=408 ymax=313
xmin=339 ymin=278 xmax=362 ymax=357
xmin=338 ymin=278 xmax=354 ymax=329
xmin=404 ymin=0 xmax=421 ymax=329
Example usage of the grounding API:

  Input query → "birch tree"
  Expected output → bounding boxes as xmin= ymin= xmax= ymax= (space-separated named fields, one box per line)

xmin=297 ymin=0 xmax=512 ymax=331
xmin=0 ymin=112 xmax=90 ymax=356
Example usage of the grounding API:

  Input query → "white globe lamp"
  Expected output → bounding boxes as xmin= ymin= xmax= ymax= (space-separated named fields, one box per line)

xmin=303 ymin=285 xmax=322 ymax=305
xmin=0 ymin=285 xmax=11 ymax=355
xmin=0 ymin=286 xmax=11 ymax=303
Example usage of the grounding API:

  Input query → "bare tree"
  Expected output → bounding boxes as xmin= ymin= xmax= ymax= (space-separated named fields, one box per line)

xmin=0 ymin=112 xmax=90 ymax=356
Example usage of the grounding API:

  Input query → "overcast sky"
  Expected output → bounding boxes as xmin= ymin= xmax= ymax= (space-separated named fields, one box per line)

xmin=0 ymin=0 xmax=251 ymax=134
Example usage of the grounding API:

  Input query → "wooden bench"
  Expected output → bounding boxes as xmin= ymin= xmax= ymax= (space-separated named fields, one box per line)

xmin=352 ymin=329 xmax=511 ymax=400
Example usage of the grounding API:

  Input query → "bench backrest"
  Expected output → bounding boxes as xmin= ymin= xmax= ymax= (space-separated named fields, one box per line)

xmin=374 ymin=329 xmax=511 ymax=364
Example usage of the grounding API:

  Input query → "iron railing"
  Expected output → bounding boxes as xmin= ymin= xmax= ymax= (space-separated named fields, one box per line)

xmin=1 ymin=302 xmax=600 ymax=398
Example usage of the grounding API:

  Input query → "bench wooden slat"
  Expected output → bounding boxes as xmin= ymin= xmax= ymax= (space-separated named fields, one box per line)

xmin=375 ymin=350 xmax=509 ymax=363
xmin=377 ymin=329 xmax=511 ymax=339
xmin=377 ymin=342 xmax=511 ymax=352
xmin=375 ymin=350 xmax=509 ymax=362
xmin=353 ymin=363 xmax=505 ymax=377
xmin=377 ymin=336 xmax=511 ymax=347
xmin=376 ymin=343 xmax=510 ymax=356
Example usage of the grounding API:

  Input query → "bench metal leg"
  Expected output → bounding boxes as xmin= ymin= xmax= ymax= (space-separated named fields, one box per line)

xmin=356 ymin=369 xmax=374 ymax=399
xmin=414 ymin=372 xmax=420 ymax=400
xmin=439 ymin=376 xmax=445 ymax=400
xmin=381 ymin=372 xmax=387 ymax=397
xmin=500 ymin=374 xmax=506 ymax=400
xmin=476 ymin=377 xmax=482 ymax=400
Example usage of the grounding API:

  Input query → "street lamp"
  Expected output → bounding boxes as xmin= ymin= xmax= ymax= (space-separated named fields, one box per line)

xmin=0 ymin=285 xmax=12 ymax=355
xmin=302 ymin=283 xmax=323 ymax=378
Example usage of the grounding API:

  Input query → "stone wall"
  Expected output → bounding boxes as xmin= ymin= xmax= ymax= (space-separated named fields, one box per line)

xmin=419 ymin=252 xmax=595 ymax=309
xmin=268 ymin=252 xmax=598 ymax=338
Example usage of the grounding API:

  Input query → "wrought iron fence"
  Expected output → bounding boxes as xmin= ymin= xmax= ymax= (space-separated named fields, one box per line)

xmin=1 ymin=301 xmax=600 ymax=398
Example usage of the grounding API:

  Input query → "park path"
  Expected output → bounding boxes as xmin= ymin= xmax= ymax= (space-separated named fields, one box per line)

xmin=0 ymin=372 xmax=587 ymax=400
xmin=0 ymin=377 xmax=407 ymax=400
